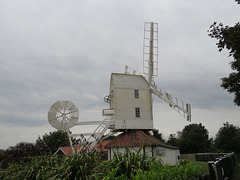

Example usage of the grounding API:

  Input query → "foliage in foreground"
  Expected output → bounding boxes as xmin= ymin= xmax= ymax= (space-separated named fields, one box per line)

xmin=100 ymin=156 xmax=203 ymax=180
xmin=0 ymin=150 xmax=204 ymax=180
xmin=93 ymin=147 xmax=153 ymax=179
xmin=129 ymin=162 xmax=203 ymax=180
xmin=0 ymin=153 xmax=98 ymax=180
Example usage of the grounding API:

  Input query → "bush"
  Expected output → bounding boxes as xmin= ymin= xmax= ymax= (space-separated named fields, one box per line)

xmin=0 ymin=153 xmax=99 ymax=180
xmin=0 ymin=150 xmax=204 ymax=180
xmin=93 ymin=147 xmax=154 ymax=179
xmin=100 ymin=160 xmax=203 ymax=180
xmin=129 ymin=160 xmax=203 ymax=180
xmin=94 ymin=148 xmax=203 ymax=180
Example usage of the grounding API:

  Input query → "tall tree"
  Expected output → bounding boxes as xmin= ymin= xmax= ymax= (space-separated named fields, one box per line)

xmin=41 ymin=130 xmax=70 ymax=154
xmin=35 ymin=137 xmax=50 ymax=155
xmin=215 ymin=122 xmax=240 ymax=152
xmin=208 ymin=2 xmax=240 ymax=106
xmin=179 ymin=123 xmax=210 ymax=153
xmin=40 ymin=130 xmax=80 ymax=154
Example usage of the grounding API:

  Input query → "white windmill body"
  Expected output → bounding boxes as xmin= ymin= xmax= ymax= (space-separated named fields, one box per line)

xmin=102 ymin=22 xmax=191 ymax=132
xmin=47 ymin=22 xmax=191 ymax=154
xmin=103 ymin=73 xmax=153 ymax=130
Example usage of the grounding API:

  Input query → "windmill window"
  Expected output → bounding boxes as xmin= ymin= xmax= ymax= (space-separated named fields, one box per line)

xmin=134 ymin=90 xmax=139 ymax=98
xmin=135 ymin=108 xmax=140 ymax=117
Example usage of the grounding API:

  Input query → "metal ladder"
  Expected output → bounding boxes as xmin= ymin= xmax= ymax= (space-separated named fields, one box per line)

xmin=77 ymin=116 xmax=114 ymax=153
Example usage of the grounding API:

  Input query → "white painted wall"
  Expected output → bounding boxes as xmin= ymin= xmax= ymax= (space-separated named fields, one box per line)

xmin=145 ymin=146 xmax=153 ymax=157
xmin=108 ymin=145 xmax=180 ymax=166
xmin=153 ymin=146 xmax=180 ymax=166
xmin=109 ymin=73 xmax=153 ymax=130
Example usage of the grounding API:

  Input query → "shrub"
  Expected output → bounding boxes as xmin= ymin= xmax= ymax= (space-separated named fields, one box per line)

xmin=94 ymin=147 xmax=154 ymax=179
xmin=0 ymin=150 xmax=204 ymax=180
xmin=102 ymin=159 xmax=203 ymax=180
xmin=0 ymin=153 xmax=99 ymax=180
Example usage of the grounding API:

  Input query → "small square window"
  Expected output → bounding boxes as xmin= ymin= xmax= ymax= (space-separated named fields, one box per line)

xmin=156 ymin=148 xmax=165 ymax=156
xmin=134 ymin=90 xmax=139 ymax=98
xmin=135 ymin=108 xmax=140 ymax=117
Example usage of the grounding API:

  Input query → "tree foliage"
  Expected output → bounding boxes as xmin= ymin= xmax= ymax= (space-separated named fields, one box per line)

xmin=40 ymin=130 xmax=80 ymax=154
xmin=0 ymin=149 xmax=5 ymax=162
xmin=1 ymin=142 xmax=42 ymax=169
xmin=166 ymin=133 xmax=180 ymax=147
xmin=0 ymin=131 xmax=80 ymax=169
xmin=208 ymin=2 xmax=240 ymax=106
xmin=35 ymin=137 xmax=50 ymax=154
xmin=152 ymin=129 xmax=166 ymax=143
xmin=179 ymin=123 xmax=210 ymax=153
xmin=41 ymin=131 xmax=70 ymax=154
xmin=215 ymin=122 xmax=240 ymax=152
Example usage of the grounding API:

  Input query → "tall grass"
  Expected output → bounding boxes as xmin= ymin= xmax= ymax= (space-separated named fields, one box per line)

xmin=93 ymin=147 xmax=203 ymax=179
xmin=0 ymin=153 xmax=99 ymax=180
xmin=1 ymin=149 xmax=204 ymax=179
xmin=94 ymin=147 xmax=153 ymax=179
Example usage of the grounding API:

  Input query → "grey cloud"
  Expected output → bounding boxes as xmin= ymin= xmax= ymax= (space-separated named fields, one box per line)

xmin=0 ymin=0 xmax=239 ymax=149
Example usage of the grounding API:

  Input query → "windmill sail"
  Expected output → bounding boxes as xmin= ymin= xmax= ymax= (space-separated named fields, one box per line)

xmin=150 ymin=85 xmax=191 ymax=121
xmin=143 ymin=22 xmax=191 ymax=122
xmin=143 ymin=22 xmax=158 ymax=85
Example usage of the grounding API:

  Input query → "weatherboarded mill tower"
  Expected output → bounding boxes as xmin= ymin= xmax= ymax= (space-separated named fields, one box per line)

xmin=103 ymin=73 xmax=153 ymax=130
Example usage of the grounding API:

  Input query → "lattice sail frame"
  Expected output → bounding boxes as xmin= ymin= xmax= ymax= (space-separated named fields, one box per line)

xmin=143 ymin=22 xmax=158 ymax=85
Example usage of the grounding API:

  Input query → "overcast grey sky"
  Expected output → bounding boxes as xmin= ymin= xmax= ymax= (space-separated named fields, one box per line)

xmin=0 ymin=0 xmax=239 ymax=149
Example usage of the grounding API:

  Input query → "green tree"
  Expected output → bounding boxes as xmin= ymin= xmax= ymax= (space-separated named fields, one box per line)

xmin=3 ymin=142 xmax=38 ymax=159
xmin=0 ymin=149 xmax=5 ymax=162
xmin=215 ymin=122 xmax=240 ymax=152
xmin=1 ymin=142 xmax=40 ymax=169
xmin=179 ymin=123 xmax=210 ymax=153
xmin=40 ymin=130 xmax=80 ymax=154
xmin=208 ymin=2 xmax=240 ymax=106
xmin=152 ymin=129 xmax=165 ymax=143
xmin=166 ymin=133 xmax=181 ymax=147
xmin=35 ymin=136 xmax=50 ymax=154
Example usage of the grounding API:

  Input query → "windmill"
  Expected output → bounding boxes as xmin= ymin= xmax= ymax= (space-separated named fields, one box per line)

xmin=47 ymin=22 xmax=191 ymax=153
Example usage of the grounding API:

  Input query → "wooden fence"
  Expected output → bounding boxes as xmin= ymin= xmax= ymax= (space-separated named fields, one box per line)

xmin=195 ymin=153 xmax=226 ymax=162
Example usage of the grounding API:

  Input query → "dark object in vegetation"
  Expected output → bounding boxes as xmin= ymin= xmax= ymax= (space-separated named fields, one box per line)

xmin=208 ymin=152 xmax=235 ymax=180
